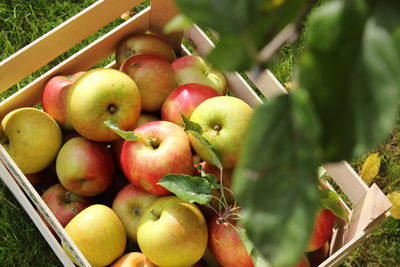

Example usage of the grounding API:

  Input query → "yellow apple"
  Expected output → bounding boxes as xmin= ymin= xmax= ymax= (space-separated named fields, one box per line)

xmin=137 ymin=196 xmax=208 ymax=267
xmin=63 ymin=204 xmax=126 ymax=267
xmin=189 ymin=96 xmax=253 ymax=168
xmin=0 ymin=107 xmax=62 ymax=174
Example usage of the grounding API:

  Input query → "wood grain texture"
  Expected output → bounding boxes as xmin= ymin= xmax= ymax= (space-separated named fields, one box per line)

xmin=0 ymin=0 xmax=143 ymax=93
xmin=149 ymin=0 xmax=182 ymax=52
xmin=0 ymin=8 xmax=150 ymax=120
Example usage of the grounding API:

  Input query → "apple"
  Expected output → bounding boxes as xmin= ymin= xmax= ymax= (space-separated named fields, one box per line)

xmin=42 ymin=72 xmax=85 ymax=130
xmin=208 ymin=214 xmax=254 ymax=267
xmin=111 ymin=252 xmax=156 ymax=267
xmin=67 ymin=68 xmax=141 ymax=142
xmin=56 ymin=137 xmax=114 ymax=196
xmin=292 ymin=256 xmax=310 ymax=267
xmin=63 ymin=204 xmax=126 ymax=267
xmin=41 ymin=183 xmax=91 ymax=227
xmin=161 ymin=83 xmax=220 ymax=126
xmin=172 ymin=55 xmax=228 ymax=95
xmin=120 ymin=121 xmax=193 ymax=195
xmin=137 ymin=196 xmax=208 ymax=267
xmin=120 ymin=54 xmax=175 ymax=111
xmin=305 ymin=209 xmax=336 ymax=252
xmin=112 ymin=184 xmax=159 ymax=242
xmin=189 ymin=96 xmax=253 ymax=168
xmin=111 ymin=113 xmax=159 ymax=168
xmin=115 ymin=33 xmax=176 ymax=68
xmin=0 ymin=107 xmax=62 ymax=174
xmin=307 ymin=241 xmax=329 ymax=266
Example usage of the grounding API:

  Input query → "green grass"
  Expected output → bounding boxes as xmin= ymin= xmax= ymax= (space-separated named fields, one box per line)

xmin=0 ymin=0 xmax=399 ymax=266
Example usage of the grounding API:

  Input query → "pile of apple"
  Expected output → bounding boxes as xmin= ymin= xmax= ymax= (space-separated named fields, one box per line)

xmin=0 ymin=33 xmax=338 ymax=267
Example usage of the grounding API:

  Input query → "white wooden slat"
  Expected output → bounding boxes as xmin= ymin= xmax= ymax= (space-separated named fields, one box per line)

xmin=323 ymin=161 xmax=369 ymax=205
xmin=0 ymin=146 xmax=91 ymax=267
xmin=0 ymin=7 xmax=150 ymax=120
xmin=149 ymin=0 xmax=182 ymax=51
xmin=183 ymin=25 xmax=263 ymax=107
xmin=0 ymin=163 xmax=76 ymax=267
xmin=0 ymin=0 xmax=144 ymax=93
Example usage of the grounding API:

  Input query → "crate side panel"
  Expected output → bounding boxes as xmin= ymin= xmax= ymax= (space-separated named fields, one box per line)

xmin=149 ymin=0 xmax=182 ymax=52
xmin=0 ymin=163 xmax=76 ymax=267
xmin=0 ymin=8 xmax=150 ymax=119
xmin=0 ymin=0 xmax=144 ymax=93
xmin=0 ymin=146 xmax=91 ymax=266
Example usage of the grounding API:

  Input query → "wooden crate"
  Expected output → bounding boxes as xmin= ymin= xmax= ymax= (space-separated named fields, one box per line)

xmin=0 ymin=0 xmax=392 ymax=266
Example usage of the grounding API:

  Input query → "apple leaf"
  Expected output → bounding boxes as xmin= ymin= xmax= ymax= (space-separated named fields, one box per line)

xmin=182 ymin=115 xmax=223 ymax=171
xmin=181 ymin=114 xmax=203 ymax=134
xmin=300 ymin=0 xmax=400 ymax=161
xmin=232 ymin=89 xmax=320 ymax=267
xmin=189 ymin=131 xmax=223 ymax=171
xmin=158 ymin=174 xmax=213 ymax=205
xmin=319 ymin=189 xmax=349 ymax=222
xmin=103 ymin=120 xmax=140 ymax=141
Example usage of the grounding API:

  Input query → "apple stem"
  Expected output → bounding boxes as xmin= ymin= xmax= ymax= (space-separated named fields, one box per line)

xmin=213 ymin=125 xmax=221 ymax=131
xmin=65 ymin=191 xmax=71 ymax=204
xmin=107 ymin=104 xmax=118 ymax=114
xmin=150 ymin=209 xmax=160 ymax=220
xmin=146 ymin=137 xmax=160 ymax=149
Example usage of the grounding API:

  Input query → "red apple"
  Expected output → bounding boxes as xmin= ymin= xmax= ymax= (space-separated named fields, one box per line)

xmin=56 ymin=137 xmax=115 ymax=196
xmin=42 ymin=72 xmax=85 ymax=130
xmin=120 ymin=54 xmax=175 ymax=112
xmin=307 ymin=241 xmax=329 ymax=266
xmin=115 ymin=33 xmax=176 ymax=68
xmin=172 ymin=55 xmax=228 ymax=95
xmin=208 ymin=214 xmax=254 ymax=267
xmin=41 ymin=183 xmax=91 ymax=227
xmin=111 ymin=113 xmax=159 ymax=169
xmin=112 ymin=184 xmax=159 ymax=241
xmin=306 ymin=209 xmax=336 ymax=252
xmin=120 ymin=121 xmax=193 ymax=195
xmin=161 ymin=83 xmax=219 ymax=126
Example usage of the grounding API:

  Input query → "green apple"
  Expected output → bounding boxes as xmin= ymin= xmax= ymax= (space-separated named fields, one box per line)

xmin=67 ymin=68 xmax=141 ymax=142
xmin=172 ymin=55 xmax=228 ymax=95
xmin=137 ymin=196 xmax=208 ymax=267
xmin=189 ymin=96 xmax=253 ymax=168
xmin=112 ymin=184 xmax=159 ymax=242
xmin=63 ymin=204 xmax=126 ymax=267
xmin=0 ymin=107 xmax=62 ymax=174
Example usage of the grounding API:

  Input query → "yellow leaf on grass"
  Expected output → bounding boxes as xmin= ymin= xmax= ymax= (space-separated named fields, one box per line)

xmin=360 ymin=153 xmax=380 ymax=185
xmin=387 ymin=192 xmax=400 ymax=219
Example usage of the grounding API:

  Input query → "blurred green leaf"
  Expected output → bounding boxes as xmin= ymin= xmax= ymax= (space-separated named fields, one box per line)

xmin=300 ymin=0 xmax=400 ymax=161
xmin=164 ymin=14 xmax=194 ymax=34
xmin=175 ymin=0 xmax=262 ymax=33
xmin=232 ymin=89 xmax=320 ymax=267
